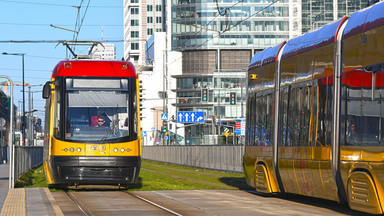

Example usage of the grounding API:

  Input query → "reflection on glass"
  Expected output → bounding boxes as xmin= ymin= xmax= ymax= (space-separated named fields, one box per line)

xmin=65 ymin=90 xmax=129 ymax=143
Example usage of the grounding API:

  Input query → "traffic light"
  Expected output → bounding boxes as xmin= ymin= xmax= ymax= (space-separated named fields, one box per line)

xmin=201 ymin=88 xmax=208 ymax=102
xmin=230 ymin=92 xmax=236 ymax=105
xmin=162 ymin=120 xmax=168 ymax=133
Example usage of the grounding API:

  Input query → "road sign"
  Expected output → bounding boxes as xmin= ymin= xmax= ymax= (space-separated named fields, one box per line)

xmin=151 ymin=127 xmax=155 ymax=132
xmin=241 ymin=119 xmax=246 ymax=135
xmin=235 ymin=121 xmax=241 ymax=135
xmin=177 ymin=111 xmax=204 ymax=123
xmin=141 ymin=131 xmax=147 ymax=137
xmin=224 ymin=133 xmax=229 ymax=138
xmin=161 ymin=113 xmax=168 ymax=120
xmin=224 ymin=128 xmax=229 ymax=133
xmin=165 ymin=136 xmax=169 ymax=140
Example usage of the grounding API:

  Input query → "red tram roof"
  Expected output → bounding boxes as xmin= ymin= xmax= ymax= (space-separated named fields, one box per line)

xmin=52 ymin=60 xmax=136 ymax=78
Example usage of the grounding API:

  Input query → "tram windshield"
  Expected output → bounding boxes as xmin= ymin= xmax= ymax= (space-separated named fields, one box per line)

xmin=63 ymin=78 xmax=132 ymax=143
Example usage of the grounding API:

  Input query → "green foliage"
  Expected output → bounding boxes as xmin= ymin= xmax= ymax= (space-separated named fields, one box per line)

xmin=16 ymin=165 xmax=48 ymax=188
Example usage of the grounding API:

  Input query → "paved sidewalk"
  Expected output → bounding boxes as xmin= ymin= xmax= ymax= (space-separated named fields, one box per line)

xmin=0 ymin=163 xmax=9 ymax=189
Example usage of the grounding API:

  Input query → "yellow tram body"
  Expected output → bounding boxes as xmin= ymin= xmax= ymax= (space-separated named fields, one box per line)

xmin=244 ymin=2 xmax=384 ymax=214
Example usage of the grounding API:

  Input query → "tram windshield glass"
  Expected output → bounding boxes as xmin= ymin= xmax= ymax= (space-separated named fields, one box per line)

xmin=63 ymin=78 xmax=131 ymax=143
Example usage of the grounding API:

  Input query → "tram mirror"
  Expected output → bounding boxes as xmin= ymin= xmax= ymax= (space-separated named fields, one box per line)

xmin=42 ymin=82 xmax=51 ymax=99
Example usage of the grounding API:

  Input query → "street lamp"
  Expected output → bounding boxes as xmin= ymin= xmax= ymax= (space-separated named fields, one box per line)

xmin=2 ymin=52 xmax=26 ymax=146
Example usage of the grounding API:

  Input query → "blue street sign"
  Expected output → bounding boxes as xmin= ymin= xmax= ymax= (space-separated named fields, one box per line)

xmin=165 ymin=136 xmax=169 ymax=140
xmin=151 ymin=127 xmax=155 ymax=132
xmin=161 ymin=113 xmax=168 ymax=120
xmin=177 ymin=111 xmax=204 ymax=123
xmin=141 ymin=131 xmax=147 ymax=137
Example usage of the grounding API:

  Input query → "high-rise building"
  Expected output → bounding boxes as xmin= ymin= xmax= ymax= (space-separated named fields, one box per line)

xmin=124 ymin=0 xmax=375 ymax=145
xmin=123 ymin=0 xmax=165 ymax=65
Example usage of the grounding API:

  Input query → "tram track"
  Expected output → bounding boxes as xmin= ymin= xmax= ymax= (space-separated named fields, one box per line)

xmin=65 ymin=191 xmax=92 ymax=216
xmin=124 ymin=191 xmax=183 ymax=216
xmin=61 ymin=190 xmax=183 ymax=216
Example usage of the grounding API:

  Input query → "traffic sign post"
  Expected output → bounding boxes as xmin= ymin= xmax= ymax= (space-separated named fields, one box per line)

xmin=177 ymin=111 xmax=204 ymax=123
xmin=161 ymin=113 xmax=168 ymax=121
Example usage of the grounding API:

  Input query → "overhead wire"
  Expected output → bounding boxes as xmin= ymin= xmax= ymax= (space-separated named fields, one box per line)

xmin=0 ymin=0 xmax=121 ymax=8
xmin=165 ymin=0 xmax=281 ymax=69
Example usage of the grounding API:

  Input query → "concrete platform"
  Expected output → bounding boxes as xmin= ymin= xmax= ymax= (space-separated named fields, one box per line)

xmin=0 ymin=163 xmax=63 ymax=216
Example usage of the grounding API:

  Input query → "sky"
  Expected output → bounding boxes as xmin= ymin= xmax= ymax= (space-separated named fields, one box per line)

xmin=0 ymin=0 xmax=124 ymax=122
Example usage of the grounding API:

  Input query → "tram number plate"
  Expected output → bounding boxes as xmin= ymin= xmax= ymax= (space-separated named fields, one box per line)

xmin=87 ymin=144 xmax=108 ymax=154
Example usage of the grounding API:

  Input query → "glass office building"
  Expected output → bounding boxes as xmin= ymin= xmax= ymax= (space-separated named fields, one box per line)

xmin=171 ymin=0 xmax=290 ymax=50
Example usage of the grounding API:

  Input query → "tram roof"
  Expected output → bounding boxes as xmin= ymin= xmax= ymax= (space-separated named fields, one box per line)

xmin=343 ymin=1 xmax=384 ymax=39
xmin=248 ymin=41 xmax=285 ymax=70
xmin=52 ymin=60 xmax=136 ymax=78
xmin=281 ymin=17 xmax=346 ymax=60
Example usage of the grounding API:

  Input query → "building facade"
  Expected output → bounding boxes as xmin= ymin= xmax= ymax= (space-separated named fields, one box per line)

xmin=124 ymin=0 xmax=376 ymax=145
xmin=123 ymin=0 xmax=165 ymax=65
xmin=89 ymin=43 xmax=116 ymax=60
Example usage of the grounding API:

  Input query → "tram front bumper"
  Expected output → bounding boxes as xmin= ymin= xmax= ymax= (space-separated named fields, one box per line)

xmin=50 ymin=156 xmax=141 ymax=185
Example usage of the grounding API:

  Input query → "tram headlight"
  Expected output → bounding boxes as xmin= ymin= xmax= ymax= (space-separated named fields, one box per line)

xmin=126 ymin=148 xmax=130 ymax=152
xmin=70 ymin=148 xmax=74 ymax=152
xmin=113 ymin=148 xmax=118 ymax=153
xmin=64 ymin=148 xmax=68 ymax=152
xmin=120 ymin=148 xmax=125 ymax=153
xmin=77 ymin=148 xmax=81 ymax=152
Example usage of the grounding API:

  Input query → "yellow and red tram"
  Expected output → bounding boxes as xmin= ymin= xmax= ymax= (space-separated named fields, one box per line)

xmin=42 ymin=60 xmax=141 ymax=188
xmin=244 ymin=2 xmax=384 ymax=214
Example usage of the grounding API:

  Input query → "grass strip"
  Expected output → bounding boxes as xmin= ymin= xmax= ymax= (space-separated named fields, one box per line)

xmin=16 ymin=159 xmax=252 ymax=191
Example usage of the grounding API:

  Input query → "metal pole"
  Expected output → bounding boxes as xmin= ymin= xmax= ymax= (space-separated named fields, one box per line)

xmin=163 ymin=50 xmax=166 ymax=145
xmin=22 ymin=54 xmax=25 ymax=146
xmin=28 ymin=85 xmax=31 ymax=146
xmin=0 ymin=76 xmax=14 ymax=188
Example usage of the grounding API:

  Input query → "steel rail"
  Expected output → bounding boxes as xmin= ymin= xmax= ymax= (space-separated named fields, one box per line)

xmin=124 ymin=191 xmax=183 ymax=216
xmin=65 ymin=191 xmax=92 ymax=216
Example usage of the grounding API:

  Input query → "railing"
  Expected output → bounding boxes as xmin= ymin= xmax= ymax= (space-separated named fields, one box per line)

xmin=142 ymin=145 xmax=244 ymax=173
xmin=14 ymin=146 xmax=43 ymax=180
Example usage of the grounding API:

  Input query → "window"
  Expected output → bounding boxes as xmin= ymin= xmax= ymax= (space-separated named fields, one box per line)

xmin=147 ymin=28 xmax=153 ymax=35
xmin=341 ymin=64 xmax=384 ymax=146
xmin=147 ymin=17 xmax=153 ymax=23
xmin=131 ymin=43 xmax=139 ymax=50
xmin=147 ymin=5 xmax=153 ymax=11
xmin=156 ymin=5 xmax=162 ymax=11
xmin=131 ymin=0 xmax=138 ymax=3
xmin=131 ymin=20 xmax=139 ymax=26
xmin=156 ymin=17 xmax=162 ymax=23
xmin=131 ymin=31 xmax=139 ymax=38
xmin=131 ymin=8 xmax=139 ymax=14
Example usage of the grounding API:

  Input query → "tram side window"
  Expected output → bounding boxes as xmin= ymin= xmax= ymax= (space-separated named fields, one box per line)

xmin=316 ymin=77 xmax=328 ymax=147
xmin=279 ymin=87 xmax=289 ymax=146
xmin=299 ymin=86 xmax=311 ymax=146
xmin=53 ymin=86 xmax=61 ymax=139
xmin=265 ymin=93 xmax=274 ymax=146
xmin=252 ymin=94 xmax=257 ymax=146
xmin=246 ymin=94 xmax=254 ymax=146
xmin=310 ymin=82 xmax=319 ymax=146
xmin=361 ymin=70 xmax=381 ymax=146
xmin=255 ymin=93 xmax=262 ymax=146
xmin=288 ymin=86 xmax=299 ymax=146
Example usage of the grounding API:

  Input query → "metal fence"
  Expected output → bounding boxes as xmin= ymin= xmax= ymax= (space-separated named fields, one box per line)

xmin=14 ymin=146 xmax=43 ymax=180
xmin=142 ymin=145 xmax=244 ymax=173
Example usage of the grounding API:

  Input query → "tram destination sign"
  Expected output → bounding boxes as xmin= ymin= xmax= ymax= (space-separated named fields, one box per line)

xmin=177 ymin=111 xmax=204 ymax=123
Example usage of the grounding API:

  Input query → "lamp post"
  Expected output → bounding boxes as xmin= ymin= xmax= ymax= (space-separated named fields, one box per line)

xmin=2 ymin=52 xmax=26 ymax=146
